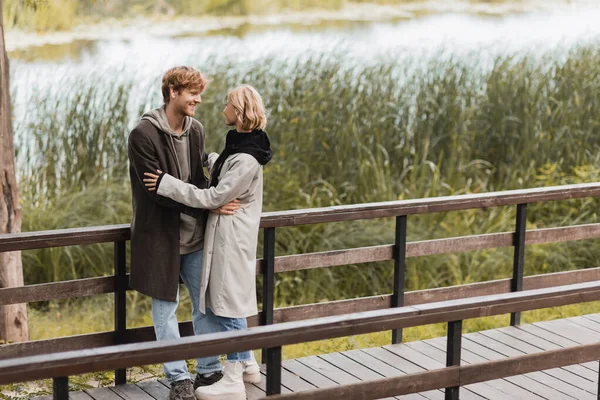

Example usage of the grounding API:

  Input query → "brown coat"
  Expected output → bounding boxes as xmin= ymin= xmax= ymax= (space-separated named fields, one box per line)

xmin=128 ymin=118 xmax=208 ymax=301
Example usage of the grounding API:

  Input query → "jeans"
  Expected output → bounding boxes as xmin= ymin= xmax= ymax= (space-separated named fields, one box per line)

xmin=152 ymin=249 xmax=222 ymax=383
xmin=202 ymin=308 xmax=252 ymax=362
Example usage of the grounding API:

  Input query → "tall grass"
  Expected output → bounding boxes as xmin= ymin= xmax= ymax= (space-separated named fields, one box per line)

xmin=3 ymin=0 xmax=357 ymax=31
xmin=14 ymin=44 xmax=600 ymax=306
xmin=2 ymin=0 xmax=525 ymax=32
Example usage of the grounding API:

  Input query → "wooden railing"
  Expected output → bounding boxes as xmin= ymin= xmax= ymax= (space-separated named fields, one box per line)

xmin=2 ymin=182 xmax=600 ymax=398
xmin=2 ymin=281 xmax=600 ymax=399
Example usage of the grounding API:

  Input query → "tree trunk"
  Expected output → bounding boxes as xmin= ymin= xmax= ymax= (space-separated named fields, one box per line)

xmin=0 ymin=0 xmax=29 ymax=344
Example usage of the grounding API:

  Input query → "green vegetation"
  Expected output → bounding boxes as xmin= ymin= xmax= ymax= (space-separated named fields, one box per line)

xmin=16 ymin=45 xmax=600 ymax=298
xmin=4 ymin=41 xmax=600 ymax=397
xmin=2 ymin=0 xmax=518 ymax=32
xmin=3 ymin=0 xmax=351 ymax=31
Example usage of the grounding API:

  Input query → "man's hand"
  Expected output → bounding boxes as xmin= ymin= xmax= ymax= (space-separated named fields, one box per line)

xmin=144 ymin=170 xmax=163 ymax=191
xmin=212 ymin=199 xmax=241 ymax=215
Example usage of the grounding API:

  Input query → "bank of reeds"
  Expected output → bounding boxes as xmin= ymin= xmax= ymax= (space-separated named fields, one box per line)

xmin=14 ymin=44 xmax=600 ymax=309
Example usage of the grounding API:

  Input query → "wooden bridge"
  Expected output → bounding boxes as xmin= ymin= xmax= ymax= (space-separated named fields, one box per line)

xmin=3 ymin=183 xmax=600 ymax=399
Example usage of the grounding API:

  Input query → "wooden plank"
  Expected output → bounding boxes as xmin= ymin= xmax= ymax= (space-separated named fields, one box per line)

xmin=567 ymin=315 xmax=600 ymax=334
xmin=479 ymin=329 xmax=597 ymax=389
xmin=282 ymin=359 xmax=337 ymax=389
xmin=258 ymin=362 xmax=311 ymax=393
xmin=582 ymin=313 xmax=600 ymax=324
xmin=317 ymin=353 xmax=395 ymax=400
xmin=157 ymin=379 xmax=171 ymax=390
xmin=110 ymin=384 xmax=155 ymax=399
xmin=272 ymin=245 xmax=394 ymax=273
xmin=297 ymin=356 xmax=360 ymax=386
xmin=1 ymin=184 xmax=599 ymax=251
xmin=382 ymin=345 xmax=485 ymax=400
xmin=0 ymin=276 xmax=117 ymax=306
xmin=405 ymin=340 xmax=510 ymax=400
xmin=272 ymin=296 xmax=391 ymax=323
xmin=0 ymin=224 xmax=130 ymax=252
xmin=70 ymin=392 xmax=95 ymax=400
xmin=466 ymin=333 xmax=595 ymax=399
xmin=258 ymin=182 xmax=600 ymax=228
xmin=4 ymin=281 xmax=600 ymax=384
xmin=266 ymin=338 xmax=600 ymax=399
xmin=340 ymin=350 xmax=427 ymax=400
xmin=136 ymin=381 xmax=170 ymax=399
xmin=265 ymin=225 xmax=600 ymax=274
xmin=525 ymin=223 xmax=600 ymax=245
xmin=461 ymin=334 xmax=576 ymax=400
xmin=251 ymin=365 xmax=292 ymax=394
xmin=535 ymin=319 xmax=600 ymax=345
xmin=361 ymin=347 xmax=445 ymax=400
xmin=0 ymin=331 xmax=115 ymax=360
xmin=85 ymin=387 xmax=124 ymax=400
xmin=269 ymin=231 xmax=510 ymax=273
xmin=523 ymin=268 xmax=600 ymax=290
xmin=271 ymin=269 xmax=600 ymax=326
xmin=423 ymin=338 xmax=541 ymax=400
xmin=246 ymin=381 xmax=267 ymax=400
xmin=514 ymin=323 xmax=598 ymax=373
xmin=490 ymin=327 xmax=597 ymax=381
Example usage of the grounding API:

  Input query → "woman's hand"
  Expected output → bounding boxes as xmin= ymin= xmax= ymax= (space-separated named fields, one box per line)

xmin=144 ymin=170 xmax=163 ymax=191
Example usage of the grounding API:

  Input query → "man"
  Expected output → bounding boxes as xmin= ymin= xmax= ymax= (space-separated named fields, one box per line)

xmin=128 ymin=66 xmax=238 ymax=400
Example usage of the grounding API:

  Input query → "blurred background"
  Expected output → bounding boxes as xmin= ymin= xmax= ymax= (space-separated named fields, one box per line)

xmin=4 ymin=0 xmax=600 ymax=394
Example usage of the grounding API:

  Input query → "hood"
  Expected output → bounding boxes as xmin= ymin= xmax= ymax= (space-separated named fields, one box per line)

xmin=141 ymin=106 xmax=192 ymax=137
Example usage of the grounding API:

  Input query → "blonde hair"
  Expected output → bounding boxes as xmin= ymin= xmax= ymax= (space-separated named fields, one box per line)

xmin=227 ymin=85 xmax=267 ymax=131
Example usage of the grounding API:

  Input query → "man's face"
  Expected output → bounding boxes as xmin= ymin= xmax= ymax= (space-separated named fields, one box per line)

xmin=172 ymin=88 xmax=202 ymax=117
xmin=223 ymin=101 xmax=237 ymax=126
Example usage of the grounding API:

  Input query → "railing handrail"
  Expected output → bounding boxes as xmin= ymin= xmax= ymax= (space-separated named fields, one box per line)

xmin=1 ymin=280 xmax=599 ymax=385
xmin=2 ymin=182 xmax=600 ymax=252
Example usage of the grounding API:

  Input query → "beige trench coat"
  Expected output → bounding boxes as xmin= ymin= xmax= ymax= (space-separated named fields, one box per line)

xmin=157 ymin=152 xmax=262 ymax=318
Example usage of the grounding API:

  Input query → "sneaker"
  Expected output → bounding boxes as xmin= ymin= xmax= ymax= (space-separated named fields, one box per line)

xmin=194 ymin=361 xmax=246 ymax=400
xmin=242 ymin=353 xmax=261 ymax=384
xmin=193 ymin=371 xmax=223 ymax=390
xmin=169 ymin=379 xmax=195 ymax=400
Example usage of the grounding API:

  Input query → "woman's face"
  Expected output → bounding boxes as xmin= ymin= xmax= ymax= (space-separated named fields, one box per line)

xmin=223 ymin=101 xmax=237 ymax=126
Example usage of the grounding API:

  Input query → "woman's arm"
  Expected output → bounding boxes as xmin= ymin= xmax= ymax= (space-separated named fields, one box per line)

xmin=147 ymin=155 xmax=260 ymax=210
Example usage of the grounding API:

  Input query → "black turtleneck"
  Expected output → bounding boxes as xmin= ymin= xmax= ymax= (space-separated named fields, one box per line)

xmin=210 ymin=129 xmax=273 ymax=187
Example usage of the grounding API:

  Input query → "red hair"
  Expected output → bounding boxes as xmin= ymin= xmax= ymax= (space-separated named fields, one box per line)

xmin=162 ymin=66 xmax=208 ymax=104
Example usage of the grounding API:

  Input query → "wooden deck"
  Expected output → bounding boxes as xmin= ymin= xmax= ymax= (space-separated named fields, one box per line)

xmin=30 ymin=313 xmax=600 ymax=400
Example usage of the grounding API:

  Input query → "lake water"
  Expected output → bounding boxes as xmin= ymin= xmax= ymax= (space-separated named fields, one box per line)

xmin=8 ymin=2 xmax=600 ymax=156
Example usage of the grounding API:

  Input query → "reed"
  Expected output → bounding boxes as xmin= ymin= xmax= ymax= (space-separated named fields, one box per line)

xmin=10 ymin=43 xmax=600 ymax=319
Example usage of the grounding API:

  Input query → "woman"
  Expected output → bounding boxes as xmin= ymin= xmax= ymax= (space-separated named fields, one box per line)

xmin=144 ymin=84 xmax=272 ymax=400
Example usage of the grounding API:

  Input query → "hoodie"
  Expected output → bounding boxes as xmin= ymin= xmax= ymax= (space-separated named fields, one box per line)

xmin=142 ymin=106 xmax=204 ymax=255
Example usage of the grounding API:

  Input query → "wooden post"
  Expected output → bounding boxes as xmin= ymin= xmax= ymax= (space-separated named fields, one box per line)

xmin=445 ymin=320 xmax=462 ymax=400
xmin=511 ymin=204 xmax=527 ymax=326
xmin=114 ymin=240 xmax=127 ymax=385
xmin=0 ymin=0 xmax=29 ymax=344
xmin=53 ymin=377 xmax=69 ymax=400
xmin=391 ymin=215 xmax=407 ymax=344
xmin=261 ymin=228 xmax=275 ymax=363
xmin=266 ymin=346 xmax=282 ymax=395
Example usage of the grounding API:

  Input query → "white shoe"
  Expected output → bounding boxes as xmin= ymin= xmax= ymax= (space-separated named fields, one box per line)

xmin=242 ymin=352 xmax=261 ymax=384
xmin=194 ymin=361 xmax=246 ymax=400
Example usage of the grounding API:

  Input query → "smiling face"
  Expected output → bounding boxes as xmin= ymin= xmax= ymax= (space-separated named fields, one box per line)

xmin=171 ymin=87 xmax=201 ymax=117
